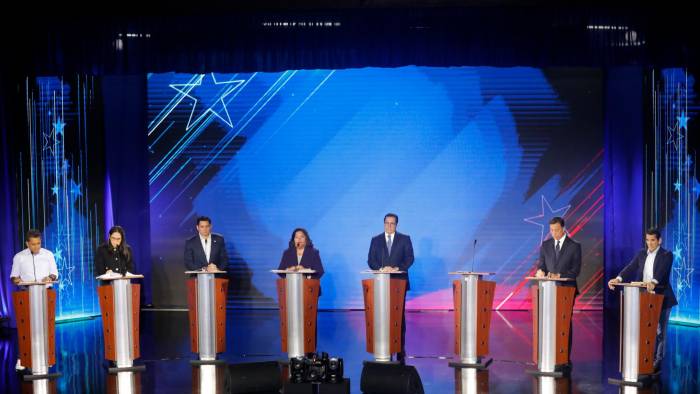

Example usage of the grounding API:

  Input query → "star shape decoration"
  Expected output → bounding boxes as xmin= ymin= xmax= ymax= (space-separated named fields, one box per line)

xmin=170 ymin=73 xmax=245 ymax=131
xmin=524 ymin=195 xmax=571 ymax=244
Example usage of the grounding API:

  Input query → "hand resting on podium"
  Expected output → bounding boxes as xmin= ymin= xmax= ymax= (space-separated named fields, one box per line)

xmin=534 ymin=269 xmax=561 ymax=279
xmin=378 ymin=266 xmax=400 ymax=273
xmin=607 ymin=277 xmax=656 ymax=292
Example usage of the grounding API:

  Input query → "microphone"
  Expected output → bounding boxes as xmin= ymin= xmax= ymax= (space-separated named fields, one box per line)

xmin=471 ymin=239 xmax=477 ymax=273
xmin=32 ymin=252 xmax=38 ymax=282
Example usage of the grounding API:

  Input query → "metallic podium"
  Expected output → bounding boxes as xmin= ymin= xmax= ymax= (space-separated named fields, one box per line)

xmin=97 ymin=274 xmax=146 ymax=373
xmin=448 ymin=272 xmax=496 ymax=369
xmin=525 ymin=277 xmax=576 ymax=377
xmin=361 ymin=270 xmax=406 ymax=362
xmin=272 ymin=269 xmax=320 ymax=359
xmin=13 ymin=281 xmax=61 ymax=381
xmin=608 ymin=282 xmax=664 ymax=387
xmin=185 ymin=270 xmax=229 ymax=364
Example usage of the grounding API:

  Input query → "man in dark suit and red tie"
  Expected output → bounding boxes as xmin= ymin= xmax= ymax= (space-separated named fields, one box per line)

xmin=535 ymin=216 xmax=582 ymax=369
xmin=607 ymin=228 xmax=676 ymax=373
xmin=184 ymin=216 xmax=229 ymax=272
xmin=367 ymin=213 xmax=414 ymax=362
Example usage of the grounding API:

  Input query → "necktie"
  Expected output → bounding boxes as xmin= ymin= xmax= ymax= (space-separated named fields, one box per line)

xmin=387 ymin=234 xmax=393 ymax=255
xmin=555 ymin=240 xmax=561 ymax=258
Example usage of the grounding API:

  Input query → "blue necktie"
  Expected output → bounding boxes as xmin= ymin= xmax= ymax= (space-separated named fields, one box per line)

xmin=387 ymin=234 xmax=393 ymax=256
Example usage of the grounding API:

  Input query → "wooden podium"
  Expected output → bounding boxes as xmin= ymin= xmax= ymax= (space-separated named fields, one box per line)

xmin=608 ymin=282 xmax=664 ymax=387
xmin=449 ymin=272 xmax=496 ymax=369
xmin=97 ymin=274 xmax=145 ymax=373
xmin=361 ymin=270 xmax=406 ymax=362
xmin=525 ymin=277 xmax=576 ymax=377
xmin=13 ymin=281 xmax=61 ymax=381
xmin=272 ymin=269 xmax=320 ymax=358
xmin=185 ymin=271 xmax=229 ymax=364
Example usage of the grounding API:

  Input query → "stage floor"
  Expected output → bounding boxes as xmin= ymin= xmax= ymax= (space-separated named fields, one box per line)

xmin=1 ymin=310 xmax=697 ymax=393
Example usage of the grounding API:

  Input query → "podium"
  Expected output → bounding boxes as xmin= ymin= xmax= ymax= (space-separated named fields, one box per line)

xmin=448 ymin=272 xmax=496 ymax=369
xmin=361 ymin=270 xmax=406 ymax=362
xmin=525 ymin=277 xmax=576 ymax=377
xmin=13 ymin=281 xmax=61 ymax=381
xmin=608 ymin=282 xmax=664 ymax=387
xmin=185 ymin=270 xmax=229 ymax=364
xmin=97 ymin=274 xmax=145 ymax=373
xmin=272 ymin=269 xmax=320 ymax=359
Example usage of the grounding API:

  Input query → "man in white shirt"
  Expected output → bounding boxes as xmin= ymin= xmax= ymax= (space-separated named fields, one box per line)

xmin=10 ymin=229 xmax=59 ymax=372
xmin=608 ymin=228 xmax=677 ymax=373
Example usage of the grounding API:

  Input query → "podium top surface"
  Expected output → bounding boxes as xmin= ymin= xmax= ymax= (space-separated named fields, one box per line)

xmin=184 ymin=270 xmax=227 ymax=275
xmin=270 ymin=269 xmax=316 ymax=274
xmin=361 ymin=270 xmax=406 ymax=274
xmin=17 ymin=280 xmax=58 ymax=286
xmin=448 ymin=271 xmax=495 ymax=276
xmin=96 ymin=273 xmax=145 ymax=281
xmin=613 ymin=282 xmax=649 ymax=288
xmin=525 ymin=276 xmax=575 ymax=282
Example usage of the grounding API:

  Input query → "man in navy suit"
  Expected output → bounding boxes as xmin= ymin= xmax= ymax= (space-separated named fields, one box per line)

xmin=608 ymin=228 xmax=677 ymax=372
xmin=367 ymin=213 xmax=414 ymax=362
xmin=184 ymin=216 xmax=229 ymax=271
xmin=535 ymin=216 xmax=582 ymax=369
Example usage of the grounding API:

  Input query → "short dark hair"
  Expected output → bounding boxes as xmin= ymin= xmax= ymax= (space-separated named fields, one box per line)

xmin=196 ymin=216 xmax=212 ymax=226
xmin=25 ymin=229 xmax=42 ymax=242
xmin=645 ymin=227 xmax=661 ymax=240
xmin=384 ymin=213 xmax=399 ymax=224
xmin=549 ymin=217 xmax=565 ymax=227
xmin=288 ymin=228 xmax=314 ymax=249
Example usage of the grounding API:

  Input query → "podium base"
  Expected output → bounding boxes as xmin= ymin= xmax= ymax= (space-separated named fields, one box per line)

xmin=608 ymin=372 xmax=659 ymax=388
xmin=108 ymin=364 xmax=147 ymax=374
xmin=449 ymin=357 xmax=493 ymax=370
xmin=23 ymin=372 xmax=62 ymax=381
xmin=525 ymin=363 xmax=570 ymax=378
xmin=190 ymin=358 xmax=226 ymax=366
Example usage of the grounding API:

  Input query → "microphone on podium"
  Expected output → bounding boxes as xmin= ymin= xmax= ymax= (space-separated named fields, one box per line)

xmin=471 ymin=239 xmax=477 ymax=272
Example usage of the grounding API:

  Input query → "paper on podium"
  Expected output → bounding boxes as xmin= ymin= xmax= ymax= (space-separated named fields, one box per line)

xmin=96 ymin=272 xmax=144 ymax=280
xmin=361 ymin=270 xmax=405 ymax=274
xmin=270 ymin=269 xmax=316 ymax=274
xmin=184 ymin=270 xmax=227 ymax=274
xmin=524 ymin=276 xmax=574 ymax=281
xmin=448 ymin=271 xmax=495 ymax=276
xmin=17 ymin=280 xmax=58 ymax=286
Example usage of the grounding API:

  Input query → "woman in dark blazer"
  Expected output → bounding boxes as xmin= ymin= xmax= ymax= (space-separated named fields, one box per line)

xmin=277 ymin=228 xmax=324 ymax=280
xmin=95 ymin=226 xmax=134 ymax=275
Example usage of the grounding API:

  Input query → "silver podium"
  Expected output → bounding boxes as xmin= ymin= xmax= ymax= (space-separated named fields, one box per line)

xmin=362 ymin=270 xmax=406 ymax=362
xmin=185 ymin=270 xmax=228 ymax=364
xmin=272 ymin=269 xmax=317 ymax=359
xmin=608 ymin=282 xmax=664 ymax=387
xmin=448 ymin=272 xmax=496 ymax=369
xmin=525 ymin=276 xmax=576 ymax=377
xmin=14 ymin=281 xmax=61 ymax=381
xmin=97 ymin=274 xmax=146 ymax=373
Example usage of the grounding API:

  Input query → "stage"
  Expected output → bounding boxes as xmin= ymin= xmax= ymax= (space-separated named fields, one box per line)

xmin=1 ymin=309 xmax=697 ymax=393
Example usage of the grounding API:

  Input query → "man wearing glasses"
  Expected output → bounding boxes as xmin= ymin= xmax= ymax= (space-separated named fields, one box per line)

xmin=367 ymin=213 xmax=415 ymax=363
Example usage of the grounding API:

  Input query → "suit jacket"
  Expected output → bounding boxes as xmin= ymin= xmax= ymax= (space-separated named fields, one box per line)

xmin=367 ymin=232 xmax=414 ymax=290
xmin=537 ymin=235 xmax=582 ymax=293
xmin=277 ymin=247 xmax=325 ymax=280
xmin=184 ymin=233 xmax=229 ymax=271
xmin=95 ymin=243 xmax=134 ymax=275
xmin=617 ymin=247 xmax=677 ymax=309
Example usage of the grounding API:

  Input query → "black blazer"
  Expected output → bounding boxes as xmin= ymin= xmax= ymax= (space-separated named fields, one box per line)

xmin=617 ymin=247 xmax=677 ymax=309
xmin=184 ymin=233 xmax=229 ymax=271
xmin=367 ymin=232 xmax=415 ymax=290
xmin=537 ymin=236 xmax=582 ymax=293
xmin=95 ymin=243 xmax=134 ymax=275
xmin=277 ymin=247 xmax=325 ymax=279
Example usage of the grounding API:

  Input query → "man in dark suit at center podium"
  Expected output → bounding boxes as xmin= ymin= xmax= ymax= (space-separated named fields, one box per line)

xmin=367 ymin=213 xmax=414 ymax=362
xmin=184 ymin=216 xmax=229 ymax=272
xmin=535 ymin=216 xmax=582 ymax=370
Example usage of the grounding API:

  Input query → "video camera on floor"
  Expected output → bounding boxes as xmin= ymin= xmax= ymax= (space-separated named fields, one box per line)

xmin=290 ymin=352 xmax=344 ymax=384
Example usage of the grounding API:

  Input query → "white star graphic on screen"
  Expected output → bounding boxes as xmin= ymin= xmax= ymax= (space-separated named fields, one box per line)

xmin=524 ymin=195 xmax=571 ymax=244
xmin=170 ymin=73 xmax=245 ymax=131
